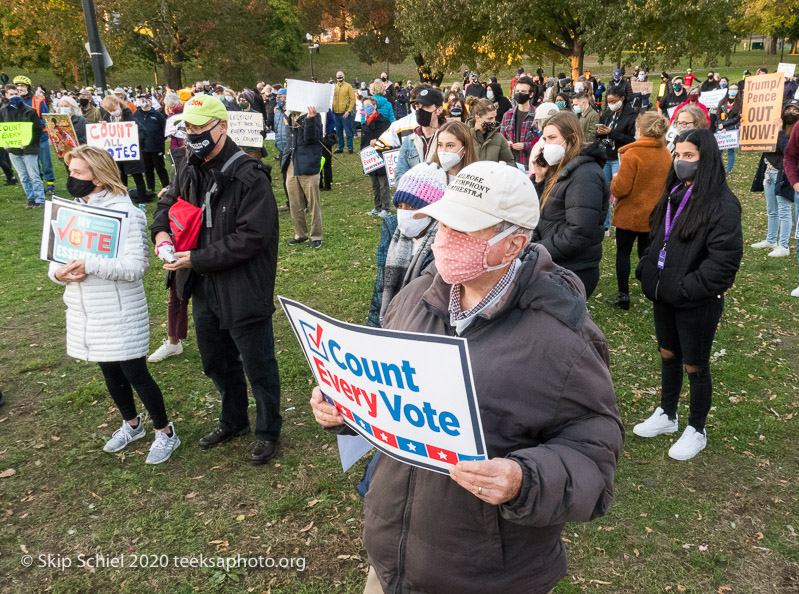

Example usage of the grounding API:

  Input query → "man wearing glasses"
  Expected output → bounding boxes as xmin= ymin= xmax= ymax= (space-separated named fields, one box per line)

xmin=151 ymin=94 xmax=283 ymax=465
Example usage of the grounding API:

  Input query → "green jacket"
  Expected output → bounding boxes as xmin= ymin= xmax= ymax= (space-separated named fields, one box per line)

xmin=577 ymin=108 xmax=600 ymax=145
xmin=468 ymin=120 xmax=515 ymax=166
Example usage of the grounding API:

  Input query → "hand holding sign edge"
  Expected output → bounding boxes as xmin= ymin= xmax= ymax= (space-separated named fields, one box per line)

xmin=311 ymin=385 xmax=345 ymax=428
xmin=449 ymin=457 xmax=523 ymax=505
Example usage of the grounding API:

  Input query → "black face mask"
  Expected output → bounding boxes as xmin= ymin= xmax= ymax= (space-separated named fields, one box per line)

xmin=66 ymin=176 xmax=97 ymax=198
xmin=514 ymin=92 xmax=530 ymax=105
xmin=674 ymin=159 xmax=699 ymax=182
xmin=784 ymin=112 xmax=799 ymax=125
xmin=416 ymin=108 xmax=433 ymax=127
xmin=481 ymin=120 xmax=499 ymax=133
xmin=449 ymin=107 xmax=463 ymax=117
xmin=186 ymin=121 xmax=220 ymax=158
xmin=79 ymin=97 xmax=90 ymax=107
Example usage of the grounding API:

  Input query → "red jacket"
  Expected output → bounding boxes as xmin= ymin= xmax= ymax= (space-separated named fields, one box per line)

xmin=669 ymin=98 xmax=710 ymax=126
xmin=783 ymin=123 xmax=799 ymax=187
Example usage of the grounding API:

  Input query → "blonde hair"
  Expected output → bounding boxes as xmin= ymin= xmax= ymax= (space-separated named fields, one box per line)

xmin=370 ymin=79 xmax=385 ymax=96
xmin=101 ymin=95 xmax=122 ymax=112
xmin=675 ymin=105 xmax=709 ymax=129
xmin=637 ymin=112 xmax=669 ymax=143
xmin=65 ymin=145 xmax=128 ymax=196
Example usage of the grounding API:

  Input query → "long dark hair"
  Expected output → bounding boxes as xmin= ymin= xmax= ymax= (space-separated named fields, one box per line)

xmin=717 ymin=86 xmax=742 ymax=118
xmin=649 ymin=129 xmax=728 ymax=242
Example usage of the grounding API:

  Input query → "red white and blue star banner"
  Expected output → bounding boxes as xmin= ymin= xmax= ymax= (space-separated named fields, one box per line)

xmin=279 ymin=297 xmax=487 ymax=474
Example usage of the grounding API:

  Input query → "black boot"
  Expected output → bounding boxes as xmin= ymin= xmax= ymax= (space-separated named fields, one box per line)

xmin=606 ymin=292 xmax=630 ymax=310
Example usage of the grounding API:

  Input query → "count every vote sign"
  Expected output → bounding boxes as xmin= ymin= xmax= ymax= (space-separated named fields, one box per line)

xmin=280 ymin=297 xmax=487 ymax=474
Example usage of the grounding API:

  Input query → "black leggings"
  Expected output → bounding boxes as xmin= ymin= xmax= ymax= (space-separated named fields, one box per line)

xmin=615 ymin=228 xmax=650 ymax=294
xmin=142 ymin=152 xmax=170 ymax=191
xmin=573 ymin=267 xmax=600 ymax=299
xmin=653 ymin=298 xmax=724 ymax=431
xmin=97 ymin=357 xmax=168 ymax=429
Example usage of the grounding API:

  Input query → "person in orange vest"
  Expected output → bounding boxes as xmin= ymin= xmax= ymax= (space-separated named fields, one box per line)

xmin=14 ymin=75 xmax=55 ymax=196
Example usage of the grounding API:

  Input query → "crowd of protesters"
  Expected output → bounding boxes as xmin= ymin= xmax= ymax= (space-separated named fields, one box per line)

xmin=5 ymin=58 xmax=799 ymax=593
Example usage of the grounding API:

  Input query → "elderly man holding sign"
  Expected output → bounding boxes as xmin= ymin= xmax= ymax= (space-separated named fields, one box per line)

xmin=311 ymin=161 xmax=623 ymax=594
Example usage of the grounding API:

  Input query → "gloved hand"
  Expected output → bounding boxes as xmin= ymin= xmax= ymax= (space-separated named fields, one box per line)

xmin=156 ymin=240 xmax=177 ymax=263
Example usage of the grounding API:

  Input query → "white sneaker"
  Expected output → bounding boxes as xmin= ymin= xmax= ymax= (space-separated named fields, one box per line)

xmin=768 ymin=246 xmax=790 ymax=257
xmin=632 ymin=407 xmax=678 ymax=437
xmin=668 ymin=425 xmax=707 ymax=460
xmin=791 ymin=285 xmax=799 ymax=297
xmin=751 ymin=240 xmax=777 ymax=249
xmin=103 ymin=414 xmax=146 ymax=452
xmin=366 ymin=208 xmax=379 ymax=216
xmin=377 ymin=210 xmax=391 ymax=218
xmin=145 ymin=423 xmax=180 ymax=464
xmin=148 ymin=340 xmax=183 ymax=362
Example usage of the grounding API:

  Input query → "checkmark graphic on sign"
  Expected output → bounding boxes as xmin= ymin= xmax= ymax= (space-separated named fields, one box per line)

xmin=299 ymin=320 xmax=328 ymax=361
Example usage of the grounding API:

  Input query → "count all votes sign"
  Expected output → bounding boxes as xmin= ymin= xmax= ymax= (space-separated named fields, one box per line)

xmin=86 ymin=122 xmax=140 ymax=161
xmin=280 ymin=297 xmax=487 ymax=474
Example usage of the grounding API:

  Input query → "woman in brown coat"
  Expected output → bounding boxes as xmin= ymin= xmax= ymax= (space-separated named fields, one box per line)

xmin=608 ymin=112 xmax=672 ymax=309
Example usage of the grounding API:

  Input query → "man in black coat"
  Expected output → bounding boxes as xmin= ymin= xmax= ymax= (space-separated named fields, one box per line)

xmin=151 ymin=94 xmax=282 ymax=465
xmin=133 ymin=94 xmax=169 ymax=191
xmin=0 ymin=84 xmax=44 ymax=207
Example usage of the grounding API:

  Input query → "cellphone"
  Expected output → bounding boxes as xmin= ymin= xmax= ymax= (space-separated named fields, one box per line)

xmin=595 ymin=123 xmax=603 ymax=127
xmin=535 ymin=152 xmax=548 ymax=167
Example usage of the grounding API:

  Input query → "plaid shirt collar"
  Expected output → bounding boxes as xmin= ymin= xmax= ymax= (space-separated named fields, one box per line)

xmin=449 ymin=259 xmax=519 ymax=322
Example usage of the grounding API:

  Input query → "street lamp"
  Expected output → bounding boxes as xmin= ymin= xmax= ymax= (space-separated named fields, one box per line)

xmin=306 ymin=33 xmax=316 ymax=80
xmin=385 ymin=37 xmax=390 ymax=81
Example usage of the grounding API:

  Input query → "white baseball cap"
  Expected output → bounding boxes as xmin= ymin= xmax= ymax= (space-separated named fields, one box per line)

xmin=414 ymin=161 xmax=540 ymax=232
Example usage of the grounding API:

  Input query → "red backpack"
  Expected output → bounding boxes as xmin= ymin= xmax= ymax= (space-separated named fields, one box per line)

xmin=167 ymin=150 xmax=246 ymax=250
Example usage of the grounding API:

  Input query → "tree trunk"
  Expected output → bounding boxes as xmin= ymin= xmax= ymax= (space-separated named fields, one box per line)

xmin=164 ymin=61 xmax=182 ymax=89
xmin=767 ymin=36 xmax=777 ymax=55
xmin=569 ymin=43 xmax=584 ymax=80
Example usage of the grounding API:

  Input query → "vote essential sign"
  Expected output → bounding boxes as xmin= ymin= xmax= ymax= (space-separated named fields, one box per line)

xmin=86 ymin=122 xmax=140 ymax=161
xmin=40 ymin=197 xmax=130 ymax=264
xmin=280 ymin=297 xmax=487 ymax=474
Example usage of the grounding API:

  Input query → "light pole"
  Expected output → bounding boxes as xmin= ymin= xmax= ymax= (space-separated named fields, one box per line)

xmin=385 ymin=37 xmax=390 ymax=81
xmin=81 ymin=0 xmax=107 ymax=90
xmin=306 ymin=33 xmax=316 ymax=80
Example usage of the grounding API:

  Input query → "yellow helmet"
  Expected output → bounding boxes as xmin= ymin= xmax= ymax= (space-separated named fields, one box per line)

xmin=13 ymin=75 xmax=32 ymax=86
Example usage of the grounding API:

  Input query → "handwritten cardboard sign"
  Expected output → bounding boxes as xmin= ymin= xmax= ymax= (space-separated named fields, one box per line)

xmin=778 ymin=62 xmax=796 ymax=78
xmin=46 ymin=115 xmax=79 ymax=160
xmin=227 ymin=111 xmax=264 ymax=148
xmin=740 ymin=72 xmax=785 ymax=152
xmin=86 ymin=122 xmax=140 ymax=161
xmin=384 ymin=150 xmax=400 ymax=187
xmin=280 ymin=297 xmax=487 ymax=474
xmin=40 ymin=197 xmax=130 ymax=264
xmin=360 ymin=146 xmax=385 ymax=174
xmin=0 ymin=122 xmax=33 ymax=148
xmin=631 ymin=81 xmax=653 ymax=95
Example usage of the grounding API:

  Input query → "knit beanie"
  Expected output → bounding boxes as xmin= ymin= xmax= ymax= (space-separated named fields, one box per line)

xmin=392 ymin=162 xmax=448 ymax=209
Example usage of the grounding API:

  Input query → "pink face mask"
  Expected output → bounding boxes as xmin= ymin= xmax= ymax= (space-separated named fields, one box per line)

xmin=431 ymin=223 xmax=519 ymax=285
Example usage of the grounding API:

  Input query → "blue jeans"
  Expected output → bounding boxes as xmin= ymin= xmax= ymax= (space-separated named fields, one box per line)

xmin=334 ymin=112 xmax=354 ymax=151
xmin=9 ymin=153 xmax=45 ymax=204
xmin=725 ymin=148 xmax=736 ymax=173
xmin=39 ymin=134 xmax=55 ymax=184
xmin=603 ymin=158 xmax=620 ymax=228
xmin=764 ymin=171 xmax=792 ymax=248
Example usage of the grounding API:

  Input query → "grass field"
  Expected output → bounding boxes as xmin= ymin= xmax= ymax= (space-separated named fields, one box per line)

xmin=20 ymin=46 xmax=799 ymax=92
xmin=0 ymin=132 xmax=798 ymax=593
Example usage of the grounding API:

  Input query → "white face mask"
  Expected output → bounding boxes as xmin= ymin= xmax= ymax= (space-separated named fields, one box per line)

xmin=608 ymin=101 xmax=622 ymax=112
xmin=110 ymin=108 xmax=122 ymax=117
xmin=437 ymin=147 xmax=464 ymax=171
xmin=542 ymin=142 xmax=567 ymax=166
xmin=396 ymin=208 xmax=431 ymax=238
xmin=59 ymin=106 xmax=73 ymax=115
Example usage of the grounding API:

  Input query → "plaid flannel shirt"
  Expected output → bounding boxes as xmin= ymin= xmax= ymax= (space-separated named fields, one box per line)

xmin=500 ymin=106 xmax=539 ymax=166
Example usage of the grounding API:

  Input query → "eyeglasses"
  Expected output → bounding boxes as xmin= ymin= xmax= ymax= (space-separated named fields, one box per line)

xmin=184 ymin=119 xmax=219 ymax=134
xmin=675 ymin=121 xmax=694 ymax=128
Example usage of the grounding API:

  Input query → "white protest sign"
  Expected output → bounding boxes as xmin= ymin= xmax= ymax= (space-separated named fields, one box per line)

xmin=280 ymin=297 xmax=487 ymax=474
xmin=360 ymin=146 xmax=385 ymax=174
xmin=265 ymin=132 xmax=276 ymax=141
xmin=41 ymin=197 xmax=130 ymax=264
xmin=778 ymin=62 xmax=796 ymax=78
xmin=699 ymin=89 xmax=726 ymax=110
xmin=86 ymin=122 xmax=140 ymax=161
xmin=227 ymin=111 xmax=264 ymax=148
xmin=667 ymin=106 xmax=678 ymax=120
xmin=714 ymin=129 xmax=739 ymax=150
xmin=165 ymin=114 xmax=185 ymax=139
xmin=384 ymin=150 xmax=400 ymax=187
xmin=285 ymin=79 xmax=334 ymax=115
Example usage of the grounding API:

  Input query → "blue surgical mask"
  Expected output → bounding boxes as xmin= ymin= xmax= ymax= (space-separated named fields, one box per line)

xmin=574 ymin=106 xmax=583 ymax=114
xmin=486 ymin=90 xmax=494 ymax=101
xmin=556 ymin=100 xmax=566 ymax=109
xmin=728 ymin=90 xmax=738 ymax=98
xmin=720 ymin=82 xmax=728 ymax=89
xmin=363 ymin=104 xmax=375 ymax=115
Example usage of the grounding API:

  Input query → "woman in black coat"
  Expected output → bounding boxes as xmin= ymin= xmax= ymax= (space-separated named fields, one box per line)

xmin=360 ymin=96 xmax=392 ymax=216
xmin=634 ymin=129 xmax=742 ymax=461
xmin=531 ymin=111 xmax=610 ymax=297
xmin=597 ymin=88 xmax=637 ymax=228
xmin=486 ymin=82 xmax=512 ymax=123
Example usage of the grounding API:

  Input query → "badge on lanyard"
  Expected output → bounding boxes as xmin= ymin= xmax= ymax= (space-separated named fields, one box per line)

xmin=658 ymin=185 xmax=693 ymax=269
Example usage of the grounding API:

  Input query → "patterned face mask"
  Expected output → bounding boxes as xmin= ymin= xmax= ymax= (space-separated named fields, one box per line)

xmin=431 ymin=223 xmax=519 ymax=284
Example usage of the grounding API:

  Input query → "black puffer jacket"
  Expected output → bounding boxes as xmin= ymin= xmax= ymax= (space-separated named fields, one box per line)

xmin=532 ymin=141 xmax=610 ymax=273
xmin=637 ymin=185 xmax=742 ymax=309
xmin=151 ymin=137 xmax=278 ymax=328
xmin=597 ymin=102 xmax=637 ymax=161
xmin=281 ymin=112 xmax=322 ymax=176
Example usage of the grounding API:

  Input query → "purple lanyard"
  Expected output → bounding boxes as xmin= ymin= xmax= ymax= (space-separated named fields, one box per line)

xmin=658 ymin=184 xmax=693 ymax=269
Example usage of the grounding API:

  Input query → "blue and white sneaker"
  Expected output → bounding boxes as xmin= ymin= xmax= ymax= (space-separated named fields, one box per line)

xmin=145 ymin=423 xmax=180 ymax=464
xmin=103 ymin=414 xmax=146 ymax=453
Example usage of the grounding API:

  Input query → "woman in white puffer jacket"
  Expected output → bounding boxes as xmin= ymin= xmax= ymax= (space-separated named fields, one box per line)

xmin=48 ymin=145 xmax=179 ymax=465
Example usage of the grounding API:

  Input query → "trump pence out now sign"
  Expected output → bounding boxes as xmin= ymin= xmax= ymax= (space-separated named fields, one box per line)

xmin=280 ymin=297 xmax=487 ymax=474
